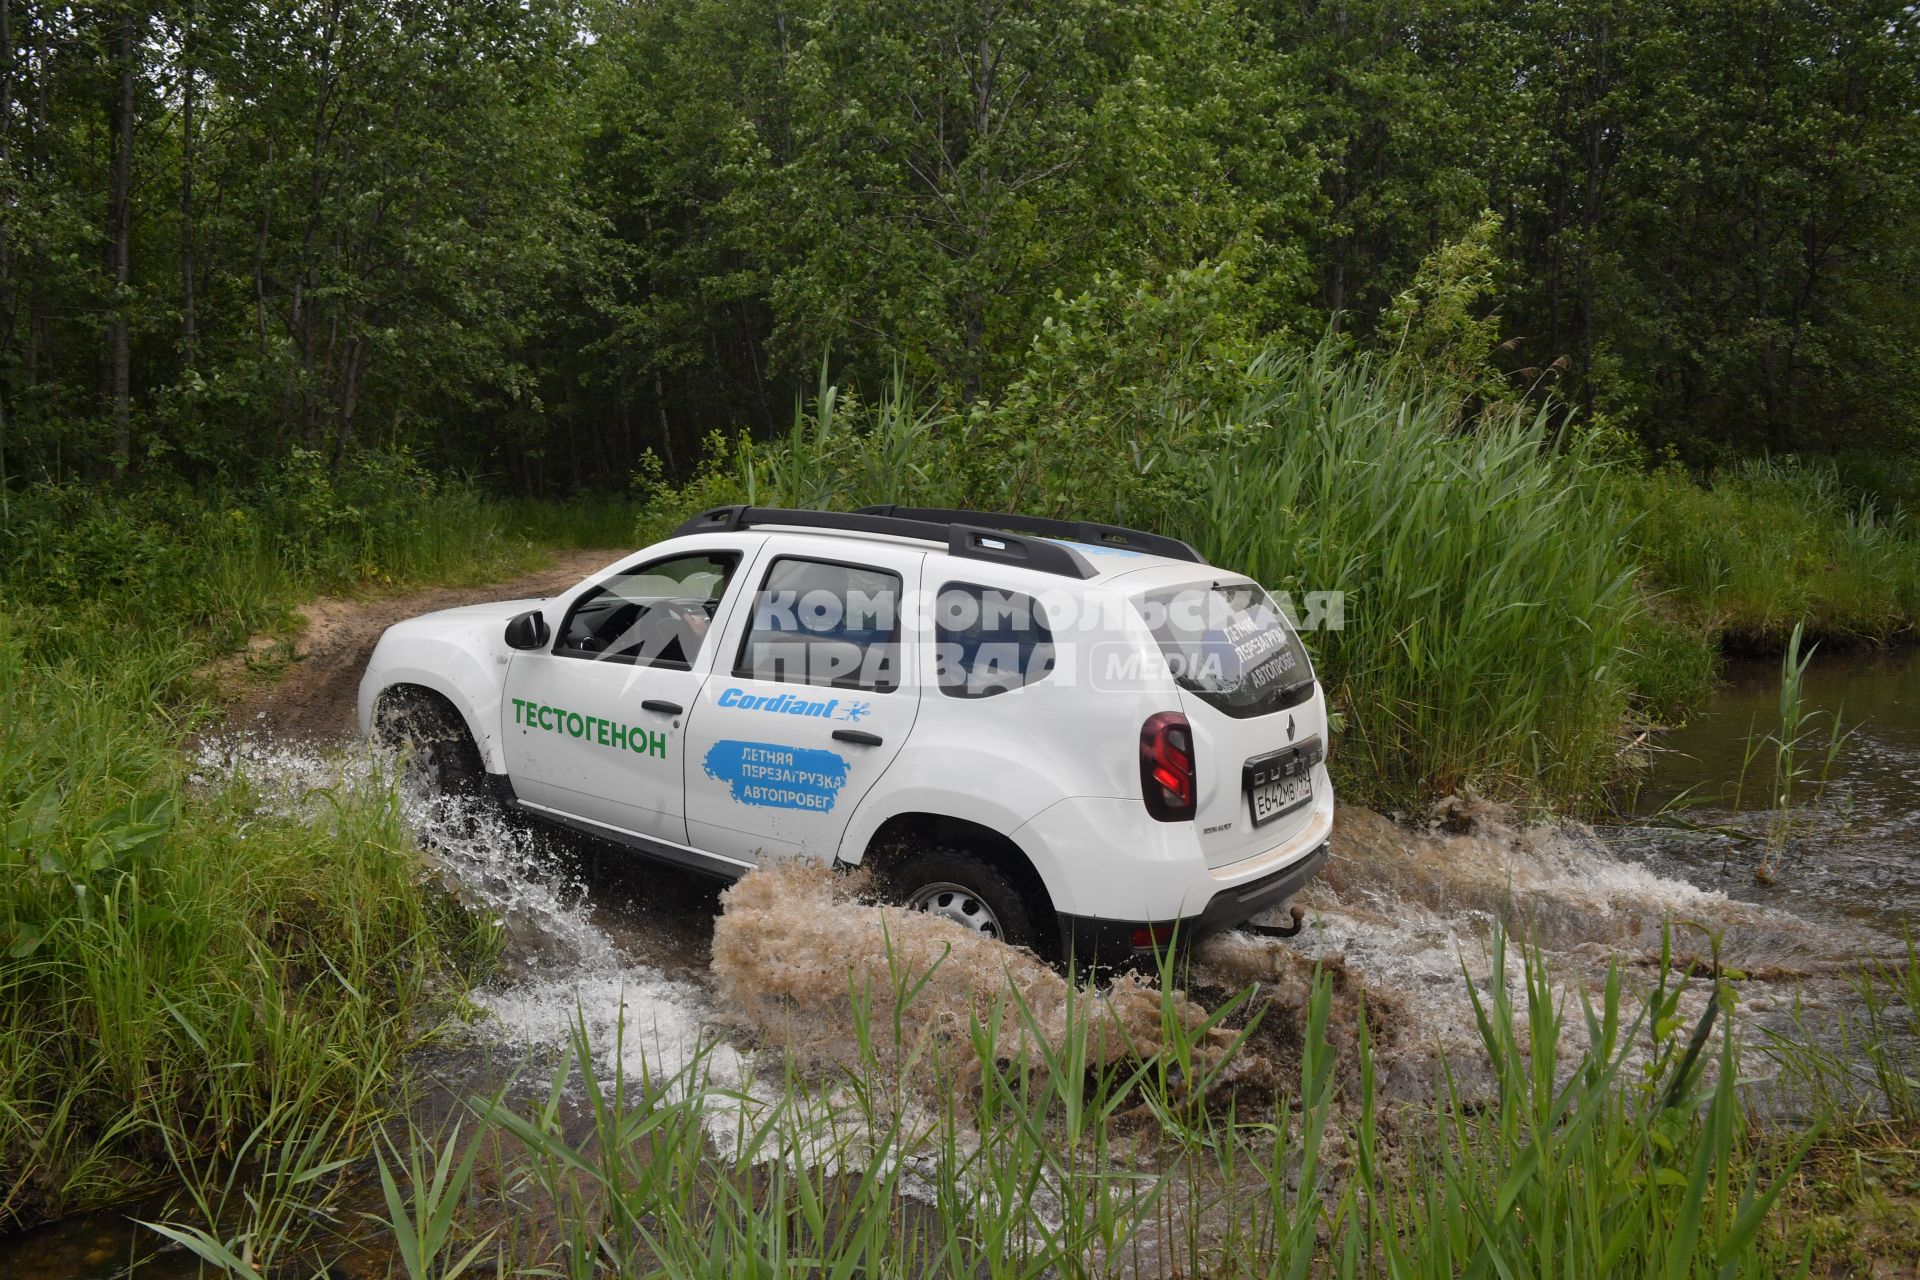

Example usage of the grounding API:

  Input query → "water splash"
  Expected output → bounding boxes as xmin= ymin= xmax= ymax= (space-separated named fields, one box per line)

xmin=191 ymin=734 xmax=728 ymax=1075
xmin=188 ymin=733 xmax=936 ymax=1166
xmin=1186 ymin=800 xmax=1874 ymax=1097
xmin=189 ymin=734 xmax=1872 ymax=1117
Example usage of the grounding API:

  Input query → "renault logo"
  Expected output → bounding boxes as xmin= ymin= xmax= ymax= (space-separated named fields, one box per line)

xmin=1287 ymin=713 xmax=1296 ymax=741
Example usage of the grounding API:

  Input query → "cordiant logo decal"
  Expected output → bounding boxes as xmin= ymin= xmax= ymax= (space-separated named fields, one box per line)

xmin=716 ymin=686 xmax=871 ymax=722
xmin=510 ymin=698 xmax=668 ymax=759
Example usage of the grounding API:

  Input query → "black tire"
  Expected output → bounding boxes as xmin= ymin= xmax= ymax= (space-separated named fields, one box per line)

xmin=881 ymin=846 xmax=1047 ymax=955
xmin=373 ymin=688 xmax=487 ymax=802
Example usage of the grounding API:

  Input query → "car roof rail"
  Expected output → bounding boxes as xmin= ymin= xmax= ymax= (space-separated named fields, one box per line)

xmin=672 ymin=504 xmax=1099 ymax=579
xmin=856 ymin=504 xmax=1206 ymax=564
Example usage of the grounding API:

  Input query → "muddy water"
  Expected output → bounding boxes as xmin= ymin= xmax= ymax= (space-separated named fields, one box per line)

xmin=6 ymin=676 xmax=1909 ymax=1274
xmin=1616 ymin=647 xmax=1920 ymax=936
xmin=0 ymin=737 xmax=748 ymax=1278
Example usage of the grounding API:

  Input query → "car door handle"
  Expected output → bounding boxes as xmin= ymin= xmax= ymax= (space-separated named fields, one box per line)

xmin=642 ymin=699 xmax=683 ymax=716
xmin=832 ymin=729 xmax=883 ymax=747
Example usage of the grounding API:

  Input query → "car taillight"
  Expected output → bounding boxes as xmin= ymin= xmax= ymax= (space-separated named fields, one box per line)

xmin=1139 ymin=711 xmax=1196 ymax=822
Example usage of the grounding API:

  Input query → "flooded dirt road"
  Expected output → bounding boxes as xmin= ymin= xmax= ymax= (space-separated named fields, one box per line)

xmin=213 ymin=548 xmax=630 ymax=744
xmin=7 ymin=560 xmax=1910 ymax=1277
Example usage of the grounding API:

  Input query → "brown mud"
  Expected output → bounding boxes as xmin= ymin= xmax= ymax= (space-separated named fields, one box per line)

xmin=712 ymin=861 xmax=1236 ymax=1081
xmin=207 ymin=548 xmax=626 ymax=743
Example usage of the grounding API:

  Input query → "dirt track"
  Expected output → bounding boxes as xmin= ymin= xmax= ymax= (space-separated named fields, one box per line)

xmin=216 ymin=549 xmax=626 ymax=742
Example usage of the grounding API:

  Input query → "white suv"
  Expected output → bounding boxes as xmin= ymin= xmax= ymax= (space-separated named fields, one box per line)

xmin=358 ymin=505 xmax=1332 ymax=962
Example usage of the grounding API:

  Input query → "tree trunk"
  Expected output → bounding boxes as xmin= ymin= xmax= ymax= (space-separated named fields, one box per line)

xmin=0 ymin=0 xmax=13 ymax=336
xmin=24 ymin=2 xmax=46 ymax=390
xmin=254 ymin=136 xmax=274 ymax=357
xmin=330 ymin=335 xmax=364 ymax=477
xmin=107 ymin=6 xmax=135 ymax=479
xmin=179 ymin=0 xmax=196 ymax=361
xmin=653 ymin=370 xmax=676 ymax=474
xmin=1 ymin=0 xmax=14 ymax=516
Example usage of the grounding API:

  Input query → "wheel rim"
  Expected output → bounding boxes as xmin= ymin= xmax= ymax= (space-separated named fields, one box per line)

xmin=906 ymin=881 xmax=1003 ymax=939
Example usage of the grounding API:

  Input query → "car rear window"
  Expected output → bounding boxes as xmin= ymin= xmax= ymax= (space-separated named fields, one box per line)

xmin=1136 ymin=581 xmax=1314 ymax=718
xmin=932 ymin=583 xmax=1055 ymax=698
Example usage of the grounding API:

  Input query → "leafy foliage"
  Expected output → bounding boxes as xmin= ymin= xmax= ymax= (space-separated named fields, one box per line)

xmin=2 ymin=0 xmax=1915 ymax=493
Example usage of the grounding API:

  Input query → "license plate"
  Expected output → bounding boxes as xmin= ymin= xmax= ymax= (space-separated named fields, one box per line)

xmin=1249 ymin=771 xmax=1313 ymax=827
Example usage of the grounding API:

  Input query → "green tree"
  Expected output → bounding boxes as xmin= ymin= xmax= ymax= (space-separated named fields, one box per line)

xmin=760 ymin=0 xmax=1318 ymax=396
xmin=1591 ymin=0 xmax=1920 ymax=459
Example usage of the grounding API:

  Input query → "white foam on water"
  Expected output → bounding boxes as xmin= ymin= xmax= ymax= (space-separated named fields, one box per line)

xmin=1189 ymin=802 xmax=1810 ymax=1095
xmin=192 ymin=732 xmax=938 ymax=1174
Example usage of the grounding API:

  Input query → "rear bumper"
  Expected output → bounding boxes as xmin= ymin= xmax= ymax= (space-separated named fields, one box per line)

xmin=1012 ymin=763 xmax=1335 ymax=918
xmin=1057 ymin=838 xmax=1328 ymax=965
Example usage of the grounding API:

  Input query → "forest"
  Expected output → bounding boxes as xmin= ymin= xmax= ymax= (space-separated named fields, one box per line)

xmin=4 ymin=0 xmax=1918 ymax=497
xmin=11 ymin=3 xmax=1920 ymax=1271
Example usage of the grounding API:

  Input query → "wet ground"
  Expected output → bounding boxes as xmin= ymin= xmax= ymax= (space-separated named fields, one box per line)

xmin=210 ymin=548 xmax=628 ymax=745
xmin=6 ymin=560 xmax=1915 ymax=1276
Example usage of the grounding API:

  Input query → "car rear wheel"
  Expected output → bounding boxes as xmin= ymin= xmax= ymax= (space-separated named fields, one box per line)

xmin=884 ymin=847 xmax=1045 ymax=954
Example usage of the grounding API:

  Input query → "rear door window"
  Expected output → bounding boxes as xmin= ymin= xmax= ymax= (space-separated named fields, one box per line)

xmin=735 ymin=557 xmax=902 ymax=692
xmin=1136 ymin=581 xmax=1313 ymax=718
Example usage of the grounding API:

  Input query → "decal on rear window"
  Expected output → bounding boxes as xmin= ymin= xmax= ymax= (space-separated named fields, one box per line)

xmin=1135 ymin=582 xmax=1315 ymax=719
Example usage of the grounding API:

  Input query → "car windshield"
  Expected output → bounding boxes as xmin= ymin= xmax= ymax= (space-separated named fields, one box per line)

xmin=1136 ymin=581 xmax=1313 ymax=718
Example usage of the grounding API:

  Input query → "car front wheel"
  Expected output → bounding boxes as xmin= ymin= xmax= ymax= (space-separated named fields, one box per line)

xmin=373 ymin=688 xmax=487 ymax=802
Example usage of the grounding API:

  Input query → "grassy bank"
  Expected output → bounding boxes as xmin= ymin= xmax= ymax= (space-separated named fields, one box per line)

xmin=1624 ymin=458 xmax=1920 ymax=652
xmin=142 ymin=925 xmax=1920 ymax=1278
xmin=638 ymin=321 xmax=1920 ymax=810
xmin=0 ymin=455 xmax=638 ymax=1226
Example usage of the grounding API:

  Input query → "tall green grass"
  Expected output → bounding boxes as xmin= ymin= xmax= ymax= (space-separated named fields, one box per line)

xmin=644 ymin=340 xmax=1658 ymax=808
xmin=1623 ymin=457 xmax=1920 ymax=650
xmin=1728 ymin=623 xmax=1854 ymax=883
xmin=148 ymin=926 xmax=1815 ymax=1277
xmin=650 ymin=335 xmax=1920 ymax=807
xmin=1195 ymin=346 xmax=1645 ymax=803
xmin=1764 ymin=936 xmax=1920 ymax=1127
xmin=0 ymin=639 xmax=493 ymax=1222
xmin=0 ymin=451 xmax=575 ymax=1226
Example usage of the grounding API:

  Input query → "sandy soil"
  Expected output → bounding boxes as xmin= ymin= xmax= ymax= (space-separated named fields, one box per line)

xmin=214 ymin=548 xmax=626 ymax=742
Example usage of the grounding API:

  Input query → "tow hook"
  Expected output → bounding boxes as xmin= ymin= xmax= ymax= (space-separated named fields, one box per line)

xmin=1245 ymin=904 xmax=1306 ymax=939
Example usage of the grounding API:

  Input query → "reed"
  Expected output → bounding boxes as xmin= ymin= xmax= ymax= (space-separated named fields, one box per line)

xmin=647 ymin=339 xmax=1920 ymax=810
xmin=1192 ymin=345 xmax=1647 ymax=805
xmin=661 ymin=338 xmax=1658 ymax=809
xmin=1731 ymin=622 xmax=1854 ymax=883
xmin=1623 ymin=457 xmax=1920 ymax=650
xmin=0 ymin=458 xmax=539 ymax=1226
xmin=183 ymin=924 xmax=1802 ymax=1278
xmin=1764 ymin=935 xmax=1920 ymax=1127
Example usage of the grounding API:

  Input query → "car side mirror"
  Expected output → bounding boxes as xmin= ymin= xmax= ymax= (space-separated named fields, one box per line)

xmin=504 ymin=610 xmax=550 ymax=651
